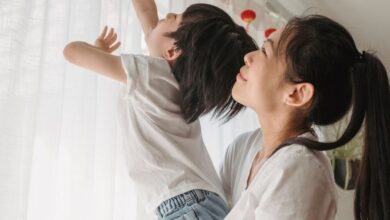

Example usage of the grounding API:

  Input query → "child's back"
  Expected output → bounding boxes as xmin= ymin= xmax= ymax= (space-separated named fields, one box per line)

xmin=64 ymin=2 xmax=257 ymax=219
xmin=118 ymin=3 xmax=257 ymax=219
xmin=118 ymin=53 xmax=226 ymax=216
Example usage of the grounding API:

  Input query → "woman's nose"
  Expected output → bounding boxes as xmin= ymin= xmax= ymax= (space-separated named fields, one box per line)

xmin=244 ymin=52 xmax=254 ymax=66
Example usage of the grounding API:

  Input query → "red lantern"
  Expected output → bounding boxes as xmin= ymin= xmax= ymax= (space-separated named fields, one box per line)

xmin=240 ymin=9 xmax=256 ymax=31
xmin=264 ymin=28 xmax=277 ymax=38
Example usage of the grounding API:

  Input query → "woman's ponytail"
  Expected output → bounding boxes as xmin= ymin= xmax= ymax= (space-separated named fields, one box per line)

xmin=353 ymin=52 xmax=390 ymax=220
xmin=273 ymin=15 xmax=390 ymax=220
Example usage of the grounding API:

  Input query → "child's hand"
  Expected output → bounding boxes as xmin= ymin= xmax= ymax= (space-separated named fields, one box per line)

xmin=94 ymin=26 xmax=121 ymax=53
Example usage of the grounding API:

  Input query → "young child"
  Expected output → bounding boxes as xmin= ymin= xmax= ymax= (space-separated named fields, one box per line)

xmin=63 ymin=1 xmax=257 ymax=219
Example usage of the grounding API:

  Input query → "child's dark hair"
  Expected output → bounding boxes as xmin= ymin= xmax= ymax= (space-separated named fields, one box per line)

xmin=167 ymin=4 xmax=258 ymax=123
xmin=275 ymin=15 xmax=390 ymax=220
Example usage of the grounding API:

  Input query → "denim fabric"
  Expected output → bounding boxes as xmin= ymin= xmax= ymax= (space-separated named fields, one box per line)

xmin=155 ymin=189 xmax=229 ymax=220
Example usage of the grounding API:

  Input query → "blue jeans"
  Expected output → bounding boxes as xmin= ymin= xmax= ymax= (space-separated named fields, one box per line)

xmin=155 ymin=189 xmax=229 ymax=220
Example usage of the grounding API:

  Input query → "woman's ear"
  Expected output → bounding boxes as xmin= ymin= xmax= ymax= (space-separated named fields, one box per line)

xmin=163 ymin=46 xmax=182 ymax=62
xmin=284 ymin=82 xmax=314 ymax=108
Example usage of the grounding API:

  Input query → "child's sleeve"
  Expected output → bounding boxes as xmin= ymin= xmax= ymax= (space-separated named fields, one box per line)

xmin=120 ymin=53 xmax=145 ymax=97
xmin=119 ymin=53 xmax=177 ymax=109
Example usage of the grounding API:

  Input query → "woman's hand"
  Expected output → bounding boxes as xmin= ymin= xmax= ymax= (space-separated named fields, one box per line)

xmin=94 ymin=26 xmax=121 ymax=53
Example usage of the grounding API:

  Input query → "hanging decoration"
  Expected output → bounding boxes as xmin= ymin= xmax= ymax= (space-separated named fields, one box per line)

xmin=264 ymin=27 xmax=277 ymax=38
xmin=240 ymin=9 xmax=256 ymax=32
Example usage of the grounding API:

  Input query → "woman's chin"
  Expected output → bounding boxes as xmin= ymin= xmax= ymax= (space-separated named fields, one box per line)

xmin=232 ymin=85 xmax=245 ymax=105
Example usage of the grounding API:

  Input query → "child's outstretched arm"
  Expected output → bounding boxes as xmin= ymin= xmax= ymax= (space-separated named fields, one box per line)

xmin=63 ymin=26 xmax=126 ymax=83
xmin=132 ymin=0 xmax=158 ymax=40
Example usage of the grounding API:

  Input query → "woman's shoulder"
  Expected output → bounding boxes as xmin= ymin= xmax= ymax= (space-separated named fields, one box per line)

xmin=226 ymin=128 xmax=262 ymax=158
xmin=268 ymin=143 xmax=336 ymax=189
xmin=222 ymin=128 xmax=262 ymax=174
xmin=235 ymin=128 xmax=262 ymax=143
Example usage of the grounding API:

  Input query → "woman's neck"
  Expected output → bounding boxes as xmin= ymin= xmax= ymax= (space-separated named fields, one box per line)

xmin=258 ymin=113 xmax=309 ymax=158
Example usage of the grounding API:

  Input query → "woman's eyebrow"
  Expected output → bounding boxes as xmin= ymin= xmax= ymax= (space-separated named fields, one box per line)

xmin=264 ymin=38 xmax=274 ymax=50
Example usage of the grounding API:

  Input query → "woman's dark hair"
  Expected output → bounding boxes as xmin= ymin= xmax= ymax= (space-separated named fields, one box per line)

xmin=276 ymin=15 xmax=390 ymax=220
xmin=167 ymin=4 xmax=258 ymax=123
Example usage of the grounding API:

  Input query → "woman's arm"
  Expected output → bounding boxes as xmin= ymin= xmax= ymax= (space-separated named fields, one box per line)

xmin=63 ymin=27 xmax=126 ymax=83
xmin=219 ymin=144 xmax=234 ymax=208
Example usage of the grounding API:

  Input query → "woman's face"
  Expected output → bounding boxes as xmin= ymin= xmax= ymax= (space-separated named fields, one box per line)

xmin=232 ymin=28 xmax=289 ymax=114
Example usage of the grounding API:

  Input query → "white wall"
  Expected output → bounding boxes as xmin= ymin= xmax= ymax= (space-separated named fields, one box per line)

xmin=275 ymin=0 xmax=390 ymax=72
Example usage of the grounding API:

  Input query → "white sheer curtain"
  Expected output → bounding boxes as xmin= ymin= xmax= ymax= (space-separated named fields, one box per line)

xmin=0 ymin=0 xmax=142 ymax=219
xmin=0 ymin=0 xmax=260 ymax=219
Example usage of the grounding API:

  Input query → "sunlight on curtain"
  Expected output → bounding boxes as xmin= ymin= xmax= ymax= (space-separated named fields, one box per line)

xmin=0 ymin=0 xmax=141 ymax=219
xmin=0 ymin=0 xmax=260 ymax=219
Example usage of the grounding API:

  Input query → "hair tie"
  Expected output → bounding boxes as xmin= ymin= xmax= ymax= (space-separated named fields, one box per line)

xmin=355 ymin=51 xmax=366 ymax=63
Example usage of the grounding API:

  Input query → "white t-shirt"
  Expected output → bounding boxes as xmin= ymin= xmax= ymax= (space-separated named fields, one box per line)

xmin=117 ymin=54 xmax=226 ymax=215
xmin=220 ymin=128 xmax=337 ymax=220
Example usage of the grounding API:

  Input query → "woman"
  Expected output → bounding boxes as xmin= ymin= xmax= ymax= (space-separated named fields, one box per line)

xmin=220 ymin=15 xmax=390 ymax=220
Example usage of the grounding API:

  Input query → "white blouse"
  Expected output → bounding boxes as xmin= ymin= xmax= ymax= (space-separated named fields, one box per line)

xmin=220 ymin=129 xmax=337 ymax=220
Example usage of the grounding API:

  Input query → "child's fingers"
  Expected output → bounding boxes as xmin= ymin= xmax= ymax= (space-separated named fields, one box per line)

xmin=105 ymin=28 xmax=114 ymax=41
xmin=99 ymin=26 xmax=108 ymax=39
xmin=107 ymin=33 xmax=118 ymax=46
xmin=109 ymin=41 xmax=121 ymax=53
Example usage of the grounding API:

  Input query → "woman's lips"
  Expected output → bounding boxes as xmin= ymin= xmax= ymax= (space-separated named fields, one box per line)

xmin=236 ymin=72 xmax=247 ymax=82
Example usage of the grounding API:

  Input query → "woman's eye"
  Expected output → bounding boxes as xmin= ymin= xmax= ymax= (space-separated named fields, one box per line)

xmin=261 ymin=46 xmax=267 ymax=56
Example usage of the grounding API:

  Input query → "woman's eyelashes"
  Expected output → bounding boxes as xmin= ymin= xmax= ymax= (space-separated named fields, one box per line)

xmin=261 ymin=45 xmax=267 ymax=56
